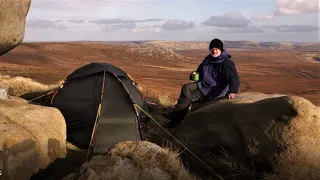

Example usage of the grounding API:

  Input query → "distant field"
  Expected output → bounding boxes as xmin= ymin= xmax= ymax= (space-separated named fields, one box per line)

xmin=0 ymin=41 xmax=319 ymax=105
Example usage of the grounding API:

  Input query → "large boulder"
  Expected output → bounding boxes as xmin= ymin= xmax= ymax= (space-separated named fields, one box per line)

xmin=0 ymin=98 xmax=67 ymax=180
xmin=0 ymin=0 xmax=32 ymax=55
xmin=62 ymin=141 xmax=195 ymax=180
xmin=169 ymin=92 xmax=320 ymax=180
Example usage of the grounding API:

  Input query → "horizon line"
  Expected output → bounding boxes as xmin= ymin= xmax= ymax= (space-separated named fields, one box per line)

xmin=21 ymin=40 xmax=319 ymax=44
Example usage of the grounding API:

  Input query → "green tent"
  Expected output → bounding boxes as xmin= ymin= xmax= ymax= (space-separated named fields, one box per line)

xmin=50 ymin=62 xmax=147 ymax=152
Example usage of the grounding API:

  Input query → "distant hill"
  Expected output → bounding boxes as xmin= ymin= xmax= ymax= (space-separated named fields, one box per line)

xmin=112 ymin=40 xmax=320 ymax=51
xmin=31 ymin=40 xmax=319 ymax=51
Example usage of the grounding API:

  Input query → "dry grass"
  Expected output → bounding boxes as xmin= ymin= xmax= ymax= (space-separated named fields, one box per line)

xmin=207 ymin=148 xmax=265 ymax=180
xmin=63 ymin=141 xmax=196 ymax=180
xmin=137 ymin=83 xmax=175 ymax=108
xmin=313 ymin=53 xmax=320 ymax=62
xmin=66 ymin=141 xmax=81 ymax=152
xmin=0 ymin=74 xmax=62 ymax=96
xmin=108 ymin=141 xmax=195 ymax=180
xmin=300 ymin=53 xmax=320 ymax=64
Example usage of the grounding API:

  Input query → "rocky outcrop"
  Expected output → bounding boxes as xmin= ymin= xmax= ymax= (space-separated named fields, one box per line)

xmin=0 ymin=0 xmax=32 ymax=55
xmin=167 ymin=92 xmax=320 ymax=180
xmin=62 ymin=141 xmax=195 ymax=180
xmin=125 ymin=46 xmax=199 ymax=63
xmin=0 ymin=98 xmax=67 ymax=180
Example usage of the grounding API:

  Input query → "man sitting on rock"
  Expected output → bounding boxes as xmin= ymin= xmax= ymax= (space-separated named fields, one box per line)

xmin=162 ymin=38 xmax=240 ymax=128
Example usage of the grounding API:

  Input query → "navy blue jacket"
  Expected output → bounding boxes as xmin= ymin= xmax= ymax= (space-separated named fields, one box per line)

xmin=195 ymin=49 xmax=240 ymax=99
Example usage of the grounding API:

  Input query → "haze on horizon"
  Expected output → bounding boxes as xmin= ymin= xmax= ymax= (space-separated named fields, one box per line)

xmin=24 ymin=0 xmax=320 ymax=43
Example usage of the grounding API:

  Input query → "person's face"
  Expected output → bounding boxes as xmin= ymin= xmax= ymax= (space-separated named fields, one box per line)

xmin=211 ymin=48 xmax=221 ymax=57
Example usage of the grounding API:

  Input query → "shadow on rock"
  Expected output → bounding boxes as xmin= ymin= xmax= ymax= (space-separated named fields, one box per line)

xmin=145 ymin=92 xmax=320 ymax=180
xmin=30 ymin=144 xmax=87 ymax=180
xmin=0 ymin=139 xmax=38 ymax=180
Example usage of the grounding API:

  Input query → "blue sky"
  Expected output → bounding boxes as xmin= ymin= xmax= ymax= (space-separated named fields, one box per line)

xmin=24 ymin=0 xmax=320 ymax=42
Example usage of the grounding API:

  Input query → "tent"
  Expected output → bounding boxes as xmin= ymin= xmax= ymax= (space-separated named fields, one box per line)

xmin=49 ymin=62 xmax=148 ymax=152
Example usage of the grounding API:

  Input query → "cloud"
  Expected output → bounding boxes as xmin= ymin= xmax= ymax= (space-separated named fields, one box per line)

xmin=114 ymin=22 xmax=136 ymax=29
xmin=27 ymin=19 xmax=57 ymax=29
xmin=161 ymin=19 xmax=195 ymax=30
xmin=102 ymin=23 xmax=161 ymax=33
xmin=28 ymin=0 xmax=159 ymax=20
xmin=263 ymin=25 xmax=319 ymax=32
xmin=130 ymin=26 xmax=161 ymax=33
xmin=251 ymin=15 xmax=276 ymax=21
xmin=91 ymin=18 xmax=164 ymax=32
xmin=114 ymin=0 xmax=160 ymax=5
xmin=251 ymin=0 xmax=319 ymax=22
xmin=56 ymin=24 xmax=68 ymax=30
xmin=215 ymin=26 xmax=264 ymax=33
xmin=30 ymin=0 xmax=147 ymax=10
xmin=27 ymin=19 xmax=68 ymax=30
xmin=275 ymin=0 xmax=319 ymax=16
xmin=88 ymin=18 xmax=165 ymax=32
xmin=68 ymin=20 xmax=85 ymax=23
xmin=29 ymin=0 xmax=199 ymax=15
xmin=202 ymin=12 xmax=249 ymax=27
xmin=90 ymin=18 xmax=164 ymax=25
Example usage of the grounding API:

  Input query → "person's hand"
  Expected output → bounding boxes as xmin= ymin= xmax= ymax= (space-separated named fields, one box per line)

xmin=189 ymin=72 xmax=193 ymax=80
xmin=189 ymin=71 xmax=197 ymax=81
xmin=228 ymin=93 xmax=238 ymax=99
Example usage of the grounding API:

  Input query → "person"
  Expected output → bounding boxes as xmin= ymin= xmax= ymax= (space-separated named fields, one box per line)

xmin=162 ymin=38 xmax=240 ymax=128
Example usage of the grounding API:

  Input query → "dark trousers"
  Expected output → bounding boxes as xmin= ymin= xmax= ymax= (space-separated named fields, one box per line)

xmin=174 ymin=82 xmax=203 ymax=111
xmin=163 ymin=82 xmax=203 ymax=124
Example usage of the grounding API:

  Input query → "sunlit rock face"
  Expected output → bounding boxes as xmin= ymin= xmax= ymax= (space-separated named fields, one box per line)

xmin=0 ymin=0 xmax=32 ymax=55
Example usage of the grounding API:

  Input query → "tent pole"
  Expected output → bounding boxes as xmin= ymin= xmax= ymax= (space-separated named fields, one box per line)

xmin=49 ymin=80 xmax=66 ymax=105
xmin=86 ymin=71 xmax=106 ymax=160
xmin=112 ymin=74 xmax=143 ymax=141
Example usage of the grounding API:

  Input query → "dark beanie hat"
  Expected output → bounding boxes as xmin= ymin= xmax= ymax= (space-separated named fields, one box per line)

xmin=209 ymin=38 xmax=223 ymax=52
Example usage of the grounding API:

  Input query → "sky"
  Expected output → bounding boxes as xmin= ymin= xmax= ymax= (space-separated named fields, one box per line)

xmin=24 ymin=0 xmax=320 ymax=42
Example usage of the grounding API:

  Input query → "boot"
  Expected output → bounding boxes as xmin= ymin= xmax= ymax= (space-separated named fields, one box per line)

xmin=162 ymin=108 xmax=189 ymax=128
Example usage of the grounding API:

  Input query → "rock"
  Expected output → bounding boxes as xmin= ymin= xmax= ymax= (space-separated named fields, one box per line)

xmin=170 ymin=92 xmax=320 ymax=180
xmin=0 ymin=98 xmax=67 ymax=180
xmin=0 ymin=86 xmax=9 ymax=99
xmin=0 ymin=113 xmax=38 ymax=180
xmin=125 ymin=46 xmax=198 ymax=63
xmin=29 ymin=142 xmax=87 ymax=180
xmin=62 ymin=141 xmax=195 ymax=180
xmin=0 ymin=0 xmax=32 ymax=55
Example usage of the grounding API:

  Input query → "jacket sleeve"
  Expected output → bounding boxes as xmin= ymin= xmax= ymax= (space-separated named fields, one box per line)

xmin=196 ymin=62 xmax=202 ymax=72
xmin=225 ymin=59 xmax=240 ymax=94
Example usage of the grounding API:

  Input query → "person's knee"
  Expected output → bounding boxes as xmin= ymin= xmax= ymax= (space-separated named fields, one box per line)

xmin=182 ymin=83 xmax=188 ymax=90
xmin=182 ymin=83 xmax=191 ymax=93
xmin=181 ymin=83 xmax=194 ymax=98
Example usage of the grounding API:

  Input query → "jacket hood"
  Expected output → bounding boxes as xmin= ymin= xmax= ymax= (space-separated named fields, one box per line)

xmin=220 ymin=49 xmax=231 ymax=58
xmin=208 ymin=49 xmax=231 ymax=63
